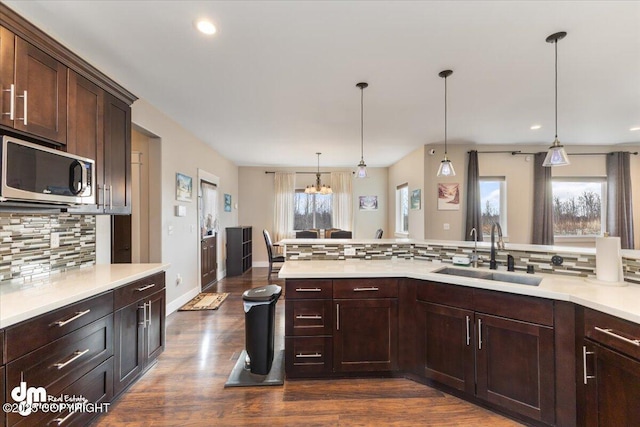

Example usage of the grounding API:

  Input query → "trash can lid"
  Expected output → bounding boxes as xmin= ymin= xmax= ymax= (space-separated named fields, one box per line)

xmin=242 ymin=284 xmax=282 ymax=302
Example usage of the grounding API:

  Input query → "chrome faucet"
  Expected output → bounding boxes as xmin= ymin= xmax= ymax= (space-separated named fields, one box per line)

xmin=489 ymin=222 xmax=504 ymax=270
xmin=470 ymin=227 xmax=478 ymax=268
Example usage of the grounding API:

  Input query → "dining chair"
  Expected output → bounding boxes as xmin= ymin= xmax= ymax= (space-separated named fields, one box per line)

xmin=263 ymin=229 xmax=285 ymax=278
xmin=296 ymin=230 xmax=318 ymax=238
xmin=330 ymin=230 xmax=352 ymax=238
xmin=375 ymin=229 xmax=383 ymax=239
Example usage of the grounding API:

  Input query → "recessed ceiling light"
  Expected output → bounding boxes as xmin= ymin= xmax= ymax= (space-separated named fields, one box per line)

xmin=630 ymin=126 xmax=640 ymax=131
xmin=530 ymin=124 xmax=542 ymax=130
xmin=195 ymin=19 xmax=216 ymax=35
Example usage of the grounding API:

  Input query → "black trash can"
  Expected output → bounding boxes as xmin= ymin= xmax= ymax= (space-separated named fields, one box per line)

xmin=242 ymin=284 xmax=282 ymax=375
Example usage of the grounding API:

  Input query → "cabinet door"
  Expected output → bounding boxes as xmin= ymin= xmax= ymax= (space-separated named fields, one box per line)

xmin=584 ymin=341 xmax=640 ymax=427
xmin=0 ymin=26 xmax=15 ymax=129
xmin=334 ymin=299 xmax=397 ymax=372
xmin=418 ymin=301 xmax=475 ymax=394
xmin=104 ymin=92 xmax=131 ymax=214
xmin=113 ymin=301 xmax=144 ymax=396
xmin=145 ymin=289 xmax=166 ymax=366
xmin=14 ymin=37 xmax=67 ymax=143
xmin=0 ymin=365 xmax=5 ymax=427
xmin=476 ymin=313 xmax=555 ymax=425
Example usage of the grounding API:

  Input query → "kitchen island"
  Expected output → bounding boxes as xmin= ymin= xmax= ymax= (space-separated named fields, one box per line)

xmin=279 ymin=258 xmax=640 ymax=427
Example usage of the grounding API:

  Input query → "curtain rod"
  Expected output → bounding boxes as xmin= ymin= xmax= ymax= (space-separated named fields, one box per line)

xmin=467 ymin=150 xmax=638 ymax=156
xmin=264 ymin=171 xmax=355 ymax=175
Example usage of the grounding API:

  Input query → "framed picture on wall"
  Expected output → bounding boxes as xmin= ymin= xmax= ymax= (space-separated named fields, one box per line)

xmin=411 ymin=189 xmax=421 ymax=210
xmin=437 ymin=183 xmax=460 ymax=210
xmin=224 ymin=194 xmax=232 ymax=212
xmin=359 ymin=195 xmax=378 ymax=210
xmin=176 ymin=173 xmax=193 ymax=202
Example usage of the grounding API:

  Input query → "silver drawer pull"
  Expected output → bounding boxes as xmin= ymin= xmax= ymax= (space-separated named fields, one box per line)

xmin=296 ymin=352 xmax=322 ymax=358
xmin=52 ymin=309 xmax=91 ymax=327
xmin=136 ymin=283 xmax=156 ymax=292
xmin=296 ymin=315 xmax=322 ymax=320
xmin=53 ymin=349 xmax=90 ymax=370
xmin=594 ymin=326 xmax=640 ymax=346
xmin=295 ymin=288 xmax=321 ymax=292
xmin=583 ymin=346 xmax=596 ymax=384
xmin=49 ymin=409 xmax=77 ymax=426
xmin=353 ymin=287 xmax=379 ymax=292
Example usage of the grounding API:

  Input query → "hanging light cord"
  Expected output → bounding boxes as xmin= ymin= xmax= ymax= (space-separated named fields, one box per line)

xmin=554 ymin=38 xmax=558 ymax=140
xmin=360 ymin=86 xmax=365 ymax=162
xmin=444 ymin=75 xmax=448 ymax=155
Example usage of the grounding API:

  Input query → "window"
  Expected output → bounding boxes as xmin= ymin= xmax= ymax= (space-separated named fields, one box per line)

xmin=552 ymin=178 xmax=606 ymax=237
xmin=396 ymin=184 xmax=409 ymax=234
xmin=294 ymin=190 xmax=332 ymax=230
xmin=480 ymin=177 xmax=507 ymax=238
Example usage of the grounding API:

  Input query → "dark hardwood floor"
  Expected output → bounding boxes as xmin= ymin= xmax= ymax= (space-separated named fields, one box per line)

xmin=93 ymin=268 xmax=523 ymax=426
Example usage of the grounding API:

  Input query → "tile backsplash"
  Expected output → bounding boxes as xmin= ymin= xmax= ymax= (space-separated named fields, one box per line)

xmin=0 ymin=213 xmax=96 ymax=284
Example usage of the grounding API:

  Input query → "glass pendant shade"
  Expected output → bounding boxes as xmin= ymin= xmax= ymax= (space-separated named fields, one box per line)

xmin=542 ymin=138 xmax=570 ymax=166
xmin=437 ymin=156 xmax=456 ymax=177
xmin=356 ymin=160 xmax=368 ymax=178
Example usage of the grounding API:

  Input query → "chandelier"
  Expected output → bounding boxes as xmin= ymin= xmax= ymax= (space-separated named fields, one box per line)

xmin=305 ymin=152 xmax=332 ymax=195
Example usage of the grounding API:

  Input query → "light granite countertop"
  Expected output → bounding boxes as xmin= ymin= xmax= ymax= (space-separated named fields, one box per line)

xmin=0 ymin=263 xmax=169 ymax=329
xmin=279 ymin=259 xmax=640 ymax=324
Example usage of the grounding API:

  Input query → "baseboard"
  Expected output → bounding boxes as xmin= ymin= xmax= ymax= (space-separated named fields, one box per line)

xmin=166 ymin=287 xmax=200 ymax=315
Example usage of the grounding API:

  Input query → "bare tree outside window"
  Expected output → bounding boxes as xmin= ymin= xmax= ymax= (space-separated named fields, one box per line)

xmin=552 ymin=181 xmax=604 ymax=236
xmin=294 ymin=191 xmax=332 ymax=230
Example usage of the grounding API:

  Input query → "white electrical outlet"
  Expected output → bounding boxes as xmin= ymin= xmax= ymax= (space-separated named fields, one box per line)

xmin=344 ymin=247 xmax=356 ymax=256
xmin=443 ymin=223 xmax=450 ymax=230
xmin=176 ymin=274 xmax=182 ymax=286
xmin=50 ymin=232 xmax=60 ymax=249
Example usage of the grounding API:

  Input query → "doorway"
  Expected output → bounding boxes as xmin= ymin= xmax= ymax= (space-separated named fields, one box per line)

xmin=198 ymin=169 xmax=220 ymax=291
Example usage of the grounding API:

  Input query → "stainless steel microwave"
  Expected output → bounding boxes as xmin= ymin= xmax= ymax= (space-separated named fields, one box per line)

xmin=0 ymin=136 xmax=96 ymax=205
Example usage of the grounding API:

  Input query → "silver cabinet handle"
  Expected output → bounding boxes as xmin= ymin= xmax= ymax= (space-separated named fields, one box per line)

xmin=100 ymin=185 xmax=106 ymax=208
xmin=353 ymin=287 xmax=379 ymax=292
xmin=147 ymin=300 xmax=152 ymax=327
xmin=2 ymin=84 xmax=15 ymax=119
xmin=296 ymin=352 xmax=322 ymax=358
xmin=16 ymin=89 xmax=27 ymax=125
xmin=136 ymin=283 xmax=156 ymax=292
xmin=52 ymin=309 xmax=91 ymax=327
xmin=138 ymin=303 xmax=146 ymax=326
xmin=478 ymin=318 xmax=483 ymax=350
xmin=296 ymin=315 xmax=322 ymax=320
xmin=53 ymin=349 xmax=89 ymax=370
xmin=583 ymin=345 xmax=596 ymax=384
xmin=109 ymin=185 xmax=113 ymax=209
xmin=465 ymin=315 xmax=471 ymax=346
xmin=49 ymin=409 xmax=77 ymax=426
xmin=336 ymin=303 xmax=340 ymax=331
xmin=296 ymin=288 xmax=321 ymax=292
xmin=594 ymin=326 xmax=640 ymax=346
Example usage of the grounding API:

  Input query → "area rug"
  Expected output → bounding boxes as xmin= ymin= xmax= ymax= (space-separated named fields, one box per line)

xmin=178 ymin=292 xmax=229 ymax=311
xmin=224 ymin=349 xmax=285 ymax=387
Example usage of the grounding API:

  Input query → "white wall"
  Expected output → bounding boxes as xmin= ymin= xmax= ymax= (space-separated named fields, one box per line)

xmin=388 ymin=146 xmax=425 ymax=239
xmin=128 ymin=98 xmax=239 ymax=311
xmin=239 ymin=166 xmax=388 ymax=264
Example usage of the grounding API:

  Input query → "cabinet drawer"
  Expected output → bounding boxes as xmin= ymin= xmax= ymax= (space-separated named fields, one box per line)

xmin=0 ymin=329 xmax=4 ymax=364
xmin=285 ymin=279 xmax=332 ymax=299
xmin=473 ymin=289 xmax=554 ymax=327
xmin=584 ymin=308 xmax=640 ymax=360
xmin=286 ymin=300 xmax=333 ymax=336
xmin=5 ymin=291 xmax=113 ymax=362
xmin=416 ymin=281 xmax=473 ymax=310
xmin=333 ymin=278 xmax=398 ymax=299
xmin=8 ymin=357 xmax=113 ymax=427
xmin=285 ymin=336 xmax=332 ymax=378
xmin=6 ymin=314 xmax=113 ymax=406
xmin=114 ymin=272 xmax=166 ymax=310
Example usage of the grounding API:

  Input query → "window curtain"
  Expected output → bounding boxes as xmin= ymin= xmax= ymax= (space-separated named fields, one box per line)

xmin=273 ymin=172 xmax=296 ymax=243
xmin=331 ymin=172 xmax=353 ymax=231
xmin=607 ymin=152 xmax=635 ymax=249
xmin=532 ymin=152 xmax=554 ymax=245
xmin=465 ymin=150 xmax=483 ymax=241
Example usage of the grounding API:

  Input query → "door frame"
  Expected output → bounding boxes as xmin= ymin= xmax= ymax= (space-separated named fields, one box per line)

xmin=197 ymin=168 xmax=220 ymax=292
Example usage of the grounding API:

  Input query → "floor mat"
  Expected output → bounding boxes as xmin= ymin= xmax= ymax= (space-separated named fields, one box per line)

xmin=224 ymin=349 xmax=285 ymax=387
xmin=178 ymin=292 xmax=229 ymax=311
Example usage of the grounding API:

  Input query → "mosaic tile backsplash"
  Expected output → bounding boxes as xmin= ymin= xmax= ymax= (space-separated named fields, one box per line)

xmin=0 ymin=213 xmax=96 ymax=284
xmin=285 ymin=242 xmax=640 ymax=284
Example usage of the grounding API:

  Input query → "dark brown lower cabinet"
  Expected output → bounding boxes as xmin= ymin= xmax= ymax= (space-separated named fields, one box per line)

xmin=114 ymin=288 xmax=165 ymax=396
xmin=334 ymin=298 xmax=398 ymax=372
xmin=0 ymin=365 xmax=5 ymax=427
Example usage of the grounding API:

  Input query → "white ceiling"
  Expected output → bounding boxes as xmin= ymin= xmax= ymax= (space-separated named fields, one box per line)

xmin=5 ymin=1 xmax=640 ymax=168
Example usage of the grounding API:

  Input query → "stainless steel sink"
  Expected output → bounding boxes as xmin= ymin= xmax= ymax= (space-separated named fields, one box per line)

xmin=433 ymin=267 xmax=542 ymax=286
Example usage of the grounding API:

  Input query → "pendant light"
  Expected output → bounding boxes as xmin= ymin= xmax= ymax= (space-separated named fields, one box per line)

xmin=437 ymin=70 xmax=455 ymax=177
xmin=356 ymin=82 xmax=369 ymax=178
xmin=305 ymin=152 xmax=332 ymax=195
xmin=542 ymin=31 xmax=570 ymax=167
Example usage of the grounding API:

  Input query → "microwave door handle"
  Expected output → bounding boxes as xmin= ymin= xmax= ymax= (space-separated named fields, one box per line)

xmin=69 ymin=160 xmax=84 ymax=196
